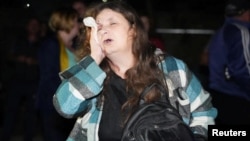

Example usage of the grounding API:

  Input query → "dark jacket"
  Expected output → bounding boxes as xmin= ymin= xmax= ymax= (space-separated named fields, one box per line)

xmin=208 ymin=17 xmax=250 ymax=101
xmin=36 ymin=34 xmax=61 ymax=111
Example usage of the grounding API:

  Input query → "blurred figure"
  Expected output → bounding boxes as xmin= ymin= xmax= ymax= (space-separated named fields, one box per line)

xmin=140 ymin=12 xmax=166 ymax=54
xmin=207 ymin=0 xmax=250 ymax=125
xmin=40 ymin=21 xmax=51 ymax=39
xmin=1 ymin=16 xmax=41 ymax=141
xmin=72 ymin=0 xmax=87 ymax=19
xmin=36 ymin=7 xmax=80 ymax=141
xmin=71 ymin=0 xmax=89 ymax=50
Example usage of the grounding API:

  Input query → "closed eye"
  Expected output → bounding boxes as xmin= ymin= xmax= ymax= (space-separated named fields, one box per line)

xmin=97 ymin=25 xmax=101 ymax=31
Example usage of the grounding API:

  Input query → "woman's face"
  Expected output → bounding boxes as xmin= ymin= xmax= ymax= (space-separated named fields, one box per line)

xmin=69 ymin=17 xmax=80 ymax=39
xmin=96 ymin=9 xmax=135 ymax=56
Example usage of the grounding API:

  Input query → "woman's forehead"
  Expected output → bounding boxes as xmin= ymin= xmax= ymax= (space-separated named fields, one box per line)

xmin=96 ymin=9 xmax=124 ymax=22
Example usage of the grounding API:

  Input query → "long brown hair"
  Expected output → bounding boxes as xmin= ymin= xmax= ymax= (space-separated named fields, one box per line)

xmin=74 ymin=2 xmax=100 ymax=60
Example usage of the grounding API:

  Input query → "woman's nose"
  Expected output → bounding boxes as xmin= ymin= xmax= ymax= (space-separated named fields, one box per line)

xmin=99 ymin=25 xmax=109 ymax=35
xmin=100 ymin=29 xmax=108 ymax=35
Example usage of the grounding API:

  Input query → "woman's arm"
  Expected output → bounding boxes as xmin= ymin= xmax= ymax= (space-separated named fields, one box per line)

xmin=53 ymin=55 xmax=106 ymax=118
xmin=162 ymin=56 xmax=218 ymax=140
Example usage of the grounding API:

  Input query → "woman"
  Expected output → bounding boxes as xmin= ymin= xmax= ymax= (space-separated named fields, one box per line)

xmin=37 ymin=7 xmax=80 ymax=141
xmin=53 ymin=1 xmax=217 ymax=141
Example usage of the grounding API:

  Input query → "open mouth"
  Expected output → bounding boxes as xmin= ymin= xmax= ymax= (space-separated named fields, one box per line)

xmin=104 ymin=38 xmax=113 ymax=44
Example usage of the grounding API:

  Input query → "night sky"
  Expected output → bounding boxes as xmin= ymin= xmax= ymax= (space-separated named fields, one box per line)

xmin=0 ymin=0 xmax=228 ymax=19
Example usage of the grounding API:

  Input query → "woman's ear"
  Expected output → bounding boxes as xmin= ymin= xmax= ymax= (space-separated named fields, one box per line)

xmin=129 ymin=24 xmax=136 ymax=38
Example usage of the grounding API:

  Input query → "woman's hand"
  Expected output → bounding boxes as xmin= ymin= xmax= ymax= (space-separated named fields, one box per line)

xmin=83 ymin=17 xmax=105 ymax=64
xmin=89 ymin=26 xmax=105 ymax=64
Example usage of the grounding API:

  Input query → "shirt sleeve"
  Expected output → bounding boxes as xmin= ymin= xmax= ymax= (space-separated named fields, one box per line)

xmin=53 ymin=55 xmax=106 ymax=118
xmin=162 ymin=56 xmax=218 ymax=138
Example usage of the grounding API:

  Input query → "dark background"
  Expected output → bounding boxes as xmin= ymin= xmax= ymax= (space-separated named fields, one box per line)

xmin=0 ymin=0 xmax=228 ymax=68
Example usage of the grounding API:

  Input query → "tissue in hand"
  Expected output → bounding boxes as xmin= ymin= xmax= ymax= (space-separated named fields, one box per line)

xmin=83 ymin=17 xmax=97 ymax=28
xmin=83 ymin=17 xmax=98 ymax=43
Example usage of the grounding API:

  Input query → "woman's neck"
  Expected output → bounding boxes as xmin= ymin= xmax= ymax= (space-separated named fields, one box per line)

xmin=108 ymin=54 xmax=135 ymax=79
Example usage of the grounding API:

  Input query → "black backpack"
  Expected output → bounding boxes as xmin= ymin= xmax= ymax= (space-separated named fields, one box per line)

xmin=121 ymin=83 xmax=195 ymax=141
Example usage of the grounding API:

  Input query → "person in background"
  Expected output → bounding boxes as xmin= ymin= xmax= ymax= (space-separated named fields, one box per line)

xmin=72 ymin=0 xmax=87 ymax=19
xmin=1 ymin=16 xmax=41 ymax=141
xmin=139 ymin=11 xmax=166 ymax=54
xmin=36 ymin=7 xmax=80 ymax=141
xmin=53 ymin=1 xmax=217 ymax=141
xmin=207 ymin=0 xmax=250 ymax=125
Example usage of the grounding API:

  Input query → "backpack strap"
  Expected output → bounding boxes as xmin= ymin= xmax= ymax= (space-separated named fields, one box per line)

xmin=139 ymin=82 xmax=169 ymax=104
xmin=233 ymin=23 xmax=250 ymax=75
